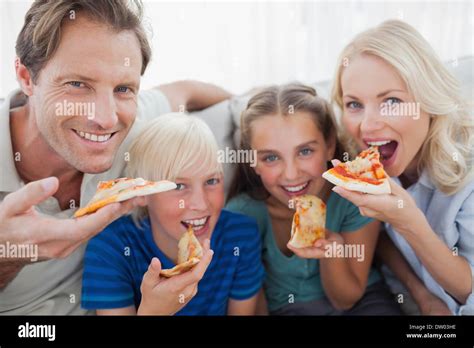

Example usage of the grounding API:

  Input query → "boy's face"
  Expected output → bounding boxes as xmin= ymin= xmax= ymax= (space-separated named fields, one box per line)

xmin=146 ymin=166 xmax=225 ymax=245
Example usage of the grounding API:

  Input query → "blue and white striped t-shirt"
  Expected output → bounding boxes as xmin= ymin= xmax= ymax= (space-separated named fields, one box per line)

xmin=81 ymin=209 xmax=265 ymax=315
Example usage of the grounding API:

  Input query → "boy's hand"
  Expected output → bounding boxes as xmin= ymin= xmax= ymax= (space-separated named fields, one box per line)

xmin=137 ymin=239 xmax=214 ymax=315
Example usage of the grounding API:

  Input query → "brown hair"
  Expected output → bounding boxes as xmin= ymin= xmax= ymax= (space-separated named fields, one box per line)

xmin=16 ymin=0 xmax=151 ymax=83
xmin=228 ymin=82 xmax=353 ymax=202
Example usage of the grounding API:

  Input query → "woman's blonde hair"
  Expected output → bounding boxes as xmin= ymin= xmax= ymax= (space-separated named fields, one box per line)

xmin=331 ymin=19 xmax=473 ymax=195
xmin=126 ymin=113 xmax=223 ymax=224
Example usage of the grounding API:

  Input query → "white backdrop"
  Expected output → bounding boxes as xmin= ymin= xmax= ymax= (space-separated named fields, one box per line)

xmin=0 ymin=0 xmax=473 ymax=97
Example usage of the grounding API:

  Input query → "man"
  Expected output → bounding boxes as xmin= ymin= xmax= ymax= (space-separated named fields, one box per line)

xmin=0 ymin=0 xmax=231 ymax=314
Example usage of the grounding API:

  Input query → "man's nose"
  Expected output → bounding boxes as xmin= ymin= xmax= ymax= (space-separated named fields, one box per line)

xmin=92 ymin=92 xmax=119 ymax=130
xmin=360 ymin=104 xmax=385 ymax=134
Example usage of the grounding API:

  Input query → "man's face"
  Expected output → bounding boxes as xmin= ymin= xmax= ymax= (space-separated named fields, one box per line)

xmin=28 ymin=15 xmax=143 ymax=173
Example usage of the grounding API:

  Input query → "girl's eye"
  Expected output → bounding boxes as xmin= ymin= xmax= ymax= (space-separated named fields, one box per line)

xmin=175 ymin=183 xmax=186 ymax=191
xmin=115 ymin=86 xmax=130 ymax=93
xmin=68 ymin=81 xmax=85 ymax=88
xmin=345 ymin=101 xmax=362 ymax=109
xmin=206 ymin=178 xmax=220 ymax=185
xmin=299 ymin=148 xmax=313 ymax=156
xmin=264 ymin=154 xmax=279 ymax=162
xmin=384 ymin=97 xmax=402 ymax=105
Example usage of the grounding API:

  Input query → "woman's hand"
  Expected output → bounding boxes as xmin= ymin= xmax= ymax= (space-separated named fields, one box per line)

xmin=137 ymin=239 xmax=213 ymax=315
xmin=330 ymin=164 xmax=424 ymax=236
xmin=287 ymin=230 xmax=344 ymax=259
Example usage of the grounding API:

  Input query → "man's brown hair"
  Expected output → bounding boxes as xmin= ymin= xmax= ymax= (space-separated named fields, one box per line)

xmin=16 ymin=0 xmax=151 ymax=83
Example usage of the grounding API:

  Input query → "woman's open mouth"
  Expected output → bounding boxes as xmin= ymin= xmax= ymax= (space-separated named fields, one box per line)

xmin=366 ymin=140 xmax=399 ymax=168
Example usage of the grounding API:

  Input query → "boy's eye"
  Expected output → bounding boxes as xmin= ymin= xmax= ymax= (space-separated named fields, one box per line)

xmin=175 ymin=183 xmax=186 ymax=191
xmin=384 ymin=97 xmax=402 ymax=105
xmin=299 ymin=148 xmax=313 ymax=156
xmin=264 ymin=154 xmax=279 ymax=162
xmin=345 ymin=101 xmax=362 ymax=109
xmin=206 ymin=178 xmax=220 ymax=185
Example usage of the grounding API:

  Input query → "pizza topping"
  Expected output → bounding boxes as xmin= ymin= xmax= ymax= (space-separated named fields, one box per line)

xmin=288 ymin=195 xmax=326 ymax=248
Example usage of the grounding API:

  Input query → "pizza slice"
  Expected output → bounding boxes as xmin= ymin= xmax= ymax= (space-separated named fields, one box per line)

xmin=288 ymin=195 xmax=326 ymax=248
xmin=73 ymin=177 xmax=177 ymax=218
xmin=322 ymin=146 xmax=391 ymax=194
xmin=160 ymin=226 xmax=203 ymax=278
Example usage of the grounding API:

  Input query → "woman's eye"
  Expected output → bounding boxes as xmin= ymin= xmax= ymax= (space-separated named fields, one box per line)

xmin=345 ymin=101 xmax=362 ymax=109
xmin=384 ymin=97 xmax=402 ymax=105
xmin=175 ymin=183 xmax=185 ymax=191
xmin=299 ymin=148 xmax=313 ymax=156
xmin=206 ymin=178 xmax=220 ymax=185
xmin=264 ymin=154 xmax=278 ymax=162
xmin=68 ymin=81 xmax=85 ymax=88
xmin=115 ymin=86 xmax=130 ymax=93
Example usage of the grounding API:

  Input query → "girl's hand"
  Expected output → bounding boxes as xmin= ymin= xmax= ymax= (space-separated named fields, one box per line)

xmin=287 ymin=230 xmax=344 ymax=259
xmin=330 ymin=167 xmax=424 ymax=236
xmin=137 ymin=239 xmax=213 ymax=315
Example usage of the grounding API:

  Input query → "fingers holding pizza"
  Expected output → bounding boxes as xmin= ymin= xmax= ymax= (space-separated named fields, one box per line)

xmin=323 ymin=147 xmax=423 ymax=235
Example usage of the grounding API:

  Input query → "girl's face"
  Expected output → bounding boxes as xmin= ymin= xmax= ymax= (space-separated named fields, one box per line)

xmin=340 ymin=53 xmax=430 ymax=177
xmin=251 ymin=111 xmax=335 ymax=207
xmin=146 ymin=164 xmax=224 ymax=246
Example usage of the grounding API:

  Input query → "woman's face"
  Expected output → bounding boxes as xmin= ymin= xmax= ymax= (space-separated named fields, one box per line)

xmin=146 ymin=164 xmax=225 ymax=246
xmin=340 ymin=53 xmax=430 ymax=177
xmin=251 ymin=111 xmax=334 ymax=207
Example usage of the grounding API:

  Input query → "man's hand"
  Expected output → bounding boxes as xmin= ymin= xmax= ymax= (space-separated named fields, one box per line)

xmin=137 ymin=239 xmax=213 ymax=315
xmin=0 ymin=176 xmax=141 ymax=286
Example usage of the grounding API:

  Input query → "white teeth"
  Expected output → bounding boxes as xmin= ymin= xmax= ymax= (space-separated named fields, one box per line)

xmin=367 ymin=140 xmax=392 ymax=146
xmin=75 ymin=130 xmax=112 ymax=143
xmin=183 ymin=217 xmax=208 ymax=227
xmin=283 ymin=182 xmax=309 ymax=192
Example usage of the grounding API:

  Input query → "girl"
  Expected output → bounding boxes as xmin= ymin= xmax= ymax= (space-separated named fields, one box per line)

xmin=81 ymin=113 xmax=264 ymax=315
xmin=331 ymin=19 xmax=473 ymax=315
xmin=226 ymin=83 xmax=401 ymax=315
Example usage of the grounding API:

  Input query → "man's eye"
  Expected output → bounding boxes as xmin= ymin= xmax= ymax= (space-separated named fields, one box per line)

xmin=345 ymin=101 xmax=362 ymax=109
xmin=68 ymin=81 xmax=85 ymax=88
xmin=385 ymin=97 xmax=402 ymax=105
xmin=206 ymin=178 xmax=220 ymax=185
xmin=115 ymin=86 xmax=130 ymax=93
xmin=264 ymin=154 xmax=278 ymax=162
xmin=299 ymin=148 xmax=313 ymax=156
xmin=175 ymin=183 xmax=185 ymax=191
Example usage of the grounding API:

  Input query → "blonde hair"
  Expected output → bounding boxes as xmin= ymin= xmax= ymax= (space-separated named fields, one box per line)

xmin=126 ymin=113 xmax=223 ymax=224
xmin=331 ymin=19 xmax=473 ymax=195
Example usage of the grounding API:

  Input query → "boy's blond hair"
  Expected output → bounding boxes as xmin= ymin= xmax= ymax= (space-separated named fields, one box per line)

xmin=126 ymin=113 xmax=223 ymax=224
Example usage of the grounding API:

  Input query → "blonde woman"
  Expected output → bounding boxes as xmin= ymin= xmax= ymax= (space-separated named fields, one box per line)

xmin=330 ymin=19 xmax=473 ymax=315
xmin=81 ymin=114 xmax=264 ymax=315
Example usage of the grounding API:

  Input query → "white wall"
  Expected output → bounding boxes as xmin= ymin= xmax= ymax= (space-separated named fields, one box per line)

xmin=1 ymin=0 xmax=472 ymax=97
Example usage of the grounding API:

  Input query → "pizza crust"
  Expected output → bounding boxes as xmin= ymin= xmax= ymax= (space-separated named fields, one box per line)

xmin=74 ymin=178 xmax=177 ymax=218
xmin=322 ymin=170 xmax=391 ymax=195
